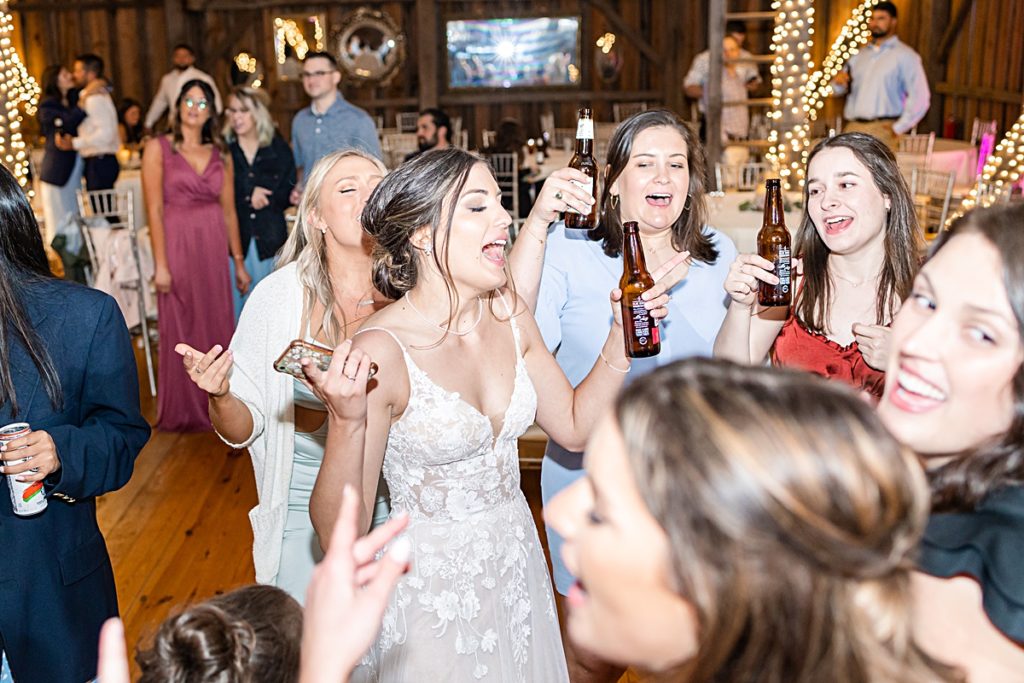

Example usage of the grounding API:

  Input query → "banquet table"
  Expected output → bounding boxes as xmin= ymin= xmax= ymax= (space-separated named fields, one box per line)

xmin=523 ymin=148 xmax=573 ymax=183
xmin=707 ymin=190 xmax=803 ymax=253
xmin=931 ymin=138 xmax=979 ymax=188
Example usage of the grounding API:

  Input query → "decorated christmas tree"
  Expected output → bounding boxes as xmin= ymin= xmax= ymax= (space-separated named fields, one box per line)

xmin=0 ymin=1 xmax=39 ymax=190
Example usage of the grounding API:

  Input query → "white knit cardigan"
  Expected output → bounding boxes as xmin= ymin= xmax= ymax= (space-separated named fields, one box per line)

xmin=216 ymin=261 xmax=303 ymax=584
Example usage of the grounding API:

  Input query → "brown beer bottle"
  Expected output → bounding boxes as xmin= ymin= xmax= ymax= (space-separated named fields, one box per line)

xmin=757 ymin=178 xmax=792 ymax=307
xmin=620 ymin=221 xmax=661 ymax=358
xmin=565 ymin=107 xmax=598 ymax=230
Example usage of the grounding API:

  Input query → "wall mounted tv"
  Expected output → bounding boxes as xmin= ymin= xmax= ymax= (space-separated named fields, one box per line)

xmin=446 ymin=17 xmax=581 ymax=89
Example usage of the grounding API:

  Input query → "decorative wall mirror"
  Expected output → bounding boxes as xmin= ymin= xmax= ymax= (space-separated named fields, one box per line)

xmin=273 ymin=14 xmax=326 ymax=81
xmin=334 ymin=9 xmax=405 ymax=86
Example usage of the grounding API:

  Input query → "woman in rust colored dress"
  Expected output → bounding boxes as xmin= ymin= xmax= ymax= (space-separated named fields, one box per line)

xmin=714 ymin=132 xmax=920 ymax=399
xmin=143 ymin=79 xmax=250 ymax=431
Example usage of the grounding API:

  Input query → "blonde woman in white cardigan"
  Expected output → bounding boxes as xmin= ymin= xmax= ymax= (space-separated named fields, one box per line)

xmin=174 ymin=148 xmax=392 ymax=602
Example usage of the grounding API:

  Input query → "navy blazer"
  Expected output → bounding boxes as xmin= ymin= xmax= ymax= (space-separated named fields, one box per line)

xmin=37 ymin=93 xmax=86 ymax=187
xmin=0 ymin=276 xmax=150 ymax=683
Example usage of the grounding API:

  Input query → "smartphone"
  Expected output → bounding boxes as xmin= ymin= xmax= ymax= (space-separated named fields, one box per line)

xmin=273 ymin=340 xmax=378 ymax=380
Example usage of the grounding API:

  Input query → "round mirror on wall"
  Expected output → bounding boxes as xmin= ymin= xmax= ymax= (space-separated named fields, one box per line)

xmin=334 ymin=9 xmax=405 ymax=86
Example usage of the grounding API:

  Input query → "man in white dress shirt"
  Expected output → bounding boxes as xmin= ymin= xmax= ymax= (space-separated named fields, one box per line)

xmin=144 ymin=44 xmax=222 ymax=131
xmin=55 ymin=54 xmax=120 ymax=191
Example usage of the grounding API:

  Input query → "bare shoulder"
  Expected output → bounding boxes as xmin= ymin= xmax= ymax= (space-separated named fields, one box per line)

xmin=142 ymin=136 xmax=164 ymax=159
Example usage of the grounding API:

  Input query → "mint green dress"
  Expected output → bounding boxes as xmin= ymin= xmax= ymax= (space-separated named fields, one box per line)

xmin=274 ymin=377 xmax=390 ymax=604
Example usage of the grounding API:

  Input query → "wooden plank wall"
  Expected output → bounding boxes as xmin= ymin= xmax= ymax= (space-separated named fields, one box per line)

xmin=10 ymin=0 xmax=1022 ymax=145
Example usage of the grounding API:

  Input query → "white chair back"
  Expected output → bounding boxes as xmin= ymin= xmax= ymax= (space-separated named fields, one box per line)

xmin=539 ymin=112 xmax=555 ymax=139
xmin=714 ymin=162 xmax=771 ymax=192
xmin=553 ymin=128 xmax=576 ymax=151
xmin=910 ymin=168 xmax=955 ymax=236
xmin=76 ymin=188 xmax=157 ymax=395
xmin=486 ymin=152 xmax=520 ymax=232
xmin=481 ymin=129 xmax=497 ymax=149
xmin=396 ymin=112 xmax=419 ymax=133
xmin=381 ymin=132 xmax=419 ymax=169
xmin=897 ymin=131 xmax=935 ymax=169
xmin=612 ymin=101 xmax=648 ymax=123
xmin=970 ymin=118 xmax=998 ymax=146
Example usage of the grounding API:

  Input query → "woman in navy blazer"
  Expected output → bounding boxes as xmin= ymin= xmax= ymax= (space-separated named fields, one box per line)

xmin=0 ymin=163 xmax=150 ymax=682
xmin=37 ymin=64 xmax=87 ymax=249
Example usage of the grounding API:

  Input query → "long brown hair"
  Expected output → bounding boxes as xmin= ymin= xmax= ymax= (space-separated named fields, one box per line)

xmin=926 ymin=204 xmax=1024 ymax=511
xmin=616 ymin=359 xmax=958 ymax=683
xmin=796 ymin=133 xmax=920 ymax=333
xmin=591 ymin=109 xmax=718 ymax=264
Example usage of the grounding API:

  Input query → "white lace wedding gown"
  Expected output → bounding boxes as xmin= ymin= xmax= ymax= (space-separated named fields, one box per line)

xmin=353 ymin=310 xmax=569 ymax=682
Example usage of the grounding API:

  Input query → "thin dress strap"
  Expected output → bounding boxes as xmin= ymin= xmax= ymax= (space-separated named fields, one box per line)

xmin=356 ymin=326 xmax=408 ymax=353
xmin=494 ymin=290 xmax=524 ymax=359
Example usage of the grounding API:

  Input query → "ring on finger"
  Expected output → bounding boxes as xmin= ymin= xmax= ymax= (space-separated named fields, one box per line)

xmin=193 ymin=366 xmax=203 ymax=374
xmin=554 ymin=190 xmax=563 ymax=201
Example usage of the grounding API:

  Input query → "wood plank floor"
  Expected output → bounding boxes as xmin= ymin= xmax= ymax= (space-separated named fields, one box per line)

xmin=100 ymin=344 xmax=640 ymax=681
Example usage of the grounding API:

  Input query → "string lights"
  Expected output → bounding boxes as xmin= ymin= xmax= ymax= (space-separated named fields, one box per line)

xmin=0 ymin=3 xmax=38 ymax=190
xmin=949 ymin=108 xmax=1024 ymax=222
xmin=766 ymin=0 xmax=814 ymax=190
xmin=803 ymin=1 xmax=874 ymax=120
xmin=274 ymin=16 xmax=325 ymax=65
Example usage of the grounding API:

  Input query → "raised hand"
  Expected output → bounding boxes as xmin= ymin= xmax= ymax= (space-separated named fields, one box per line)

xmin=300 ymin=485 xmax=410 ymax=683
xmin=175 ymin=343 xmax=232 ymax=397
xmin=529 ymin=167 xmax=597 ymax=226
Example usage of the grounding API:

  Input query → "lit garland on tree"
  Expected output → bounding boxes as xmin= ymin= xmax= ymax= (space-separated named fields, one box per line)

xmin=802 ymin=1 xmax=875 ymax=121
xmin=766 ymin=0 xmax=814 ymax=191
xmin=948 ymin=109 xmax=1024 ymax=222
xmin=0 ymin=2 xmax=40 ymax=190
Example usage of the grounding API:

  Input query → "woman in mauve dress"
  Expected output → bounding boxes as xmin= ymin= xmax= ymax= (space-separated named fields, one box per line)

xmin=143 ymin=79 xmax=251 ymax=431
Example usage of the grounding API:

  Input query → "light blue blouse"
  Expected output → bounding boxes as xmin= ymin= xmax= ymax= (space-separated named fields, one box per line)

xmin=536 ymin=222 xmax=736 ymax=390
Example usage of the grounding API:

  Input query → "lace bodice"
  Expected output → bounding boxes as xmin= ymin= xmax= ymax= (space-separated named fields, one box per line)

xmin=354 ymin=296 xmax=568 ymax=682
xmin=370 ymin=317 xmax=535 ymax=524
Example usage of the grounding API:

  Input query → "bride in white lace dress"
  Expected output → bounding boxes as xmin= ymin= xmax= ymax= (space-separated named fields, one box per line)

xmin=303 ymin=149 xmax=670 ymax=681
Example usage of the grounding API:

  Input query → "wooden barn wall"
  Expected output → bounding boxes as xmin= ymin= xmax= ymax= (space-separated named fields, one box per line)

xmin=10 ymin=0 xmax=1022 ymax=144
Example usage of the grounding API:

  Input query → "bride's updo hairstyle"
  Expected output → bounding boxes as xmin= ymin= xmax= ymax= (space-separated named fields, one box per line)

xmin=136 ymin=585 xmax=302 ymax=683
xmin=362 ymin=148 xmax=515 ymax=338
xmin=618 ymin=360 xmax=957 ymax=683
xmin=361 ymin=148 xmax=480 ymax=300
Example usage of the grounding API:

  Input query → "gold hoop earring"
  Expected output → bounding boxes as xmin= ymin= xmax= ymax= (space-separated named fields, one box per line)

xmin=610 ymin=194 xmax=620 ymax=209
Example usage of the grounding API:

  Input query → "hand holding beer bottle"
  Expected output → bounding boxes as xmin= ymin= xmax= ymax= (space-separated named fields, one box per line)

xmin=723 ymin=179 xmax=793 ymax=310
xmin=756 ymin=179 xmax=792 ymax=307
xmin=564 ymin=107 xmax=599 ymax=230
xmin=619 ymin=221 xmax=661 ymax=358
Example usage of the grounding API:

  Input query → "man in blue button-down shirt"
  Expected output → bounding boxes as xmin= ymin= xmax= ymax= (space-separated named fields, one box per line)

xmin=289 ymin=51 xmax=382 ymax=204
xmin=831 ymin=1 xmax=930 ymax=150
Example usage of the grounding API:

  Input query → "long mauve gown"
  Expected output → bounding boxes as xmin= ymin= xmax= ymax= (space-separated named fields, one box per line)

xmin=156 ymin=135 xmax=234 ymax=431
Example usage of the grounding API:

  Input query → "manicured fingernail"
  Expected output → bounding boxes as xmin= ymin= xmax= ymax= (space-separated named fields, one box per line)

xmin=389 ymin=537 xmax=412 ymax=563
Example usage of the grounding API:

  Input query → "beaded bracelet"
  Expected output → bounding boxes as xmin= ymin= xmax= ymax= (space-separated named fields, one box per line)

xmin=599 ymin=349 xmax=631 ymax=374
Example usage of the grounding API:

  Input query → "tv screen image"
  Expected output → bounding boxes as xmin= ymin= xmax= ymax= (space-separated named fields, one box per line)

xmin=446 ymin=17 xmax=580 ymax=89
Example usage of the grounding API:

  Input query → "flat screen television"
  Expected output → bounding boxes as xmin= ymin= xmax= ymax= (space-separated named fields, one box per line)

xmin=446 ymin=17 xmax=580 ymax=89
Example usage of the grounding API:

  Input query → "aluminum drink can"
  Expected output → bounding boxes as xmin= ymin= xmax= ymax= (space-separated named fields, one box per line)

xmin=1 ymin=422 xmax=46 ymax=516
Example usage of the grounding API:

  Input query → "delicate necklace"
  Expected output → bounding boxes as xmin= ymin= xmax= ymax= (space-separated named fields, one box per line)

xmin=830 ymin=271 xmax=877 ymax=288
xmin=404 ymin=292 xmax=484 ymax=336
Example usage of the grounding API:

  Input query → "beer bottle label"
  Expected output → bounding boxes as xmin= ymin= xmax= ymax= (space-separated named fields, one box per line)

xmin=565 ymin=178 xmax=594 ymax=215
xmin=776 ymin=247 xmax=791 ymax=293
xmin=576 ymin=118 xmax=594 ymax=140
xmin=630 ymin=298 xmax=653 ymax=345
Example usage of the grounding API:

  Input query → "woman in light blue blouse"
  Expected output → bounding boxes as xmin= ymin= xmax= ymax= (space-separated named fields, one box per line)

xmin=509 ymin=108 xmax=736 ymax=683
